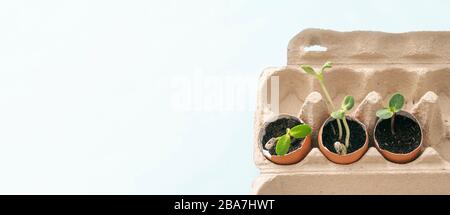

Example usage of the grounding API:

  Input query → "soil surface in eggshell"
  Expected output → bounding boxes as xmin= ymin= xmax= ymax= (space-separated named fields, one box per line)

xmin=322 ymin=118 xmax=366 ymax=154
xmin=262 ymin=117 xmax=304 ymax=155
xmin=375 ymin=114 xmax=421 ymax=154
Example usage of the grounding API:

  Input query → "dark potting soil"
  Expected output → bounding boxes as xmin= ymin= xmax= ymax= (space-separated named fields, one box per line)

xmin=262 ymin=117 xmax=303 ymax=155
xmin=322 ymin=118 xmax=366 ymax=154
xmin=375 ymin=114 xmax=421 ymax=154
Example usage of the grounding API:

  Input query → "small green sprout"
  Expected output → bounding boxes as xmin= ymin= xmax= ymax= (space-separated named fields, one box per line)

xmin=300 ymin=61 xmax=343 ymax=141
xmin=376 ymin=93 xmax=405 ymax=135
xmin=331 ymin=96 xmax=355 ymax=155
xmin=275 ymin=124 xmax=312 ymax=156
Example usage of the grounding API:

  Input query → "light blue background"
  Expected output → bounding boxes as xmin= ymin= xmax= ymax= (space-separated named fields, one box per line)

xmin=0 ymin=0 xmax=449 ymax=194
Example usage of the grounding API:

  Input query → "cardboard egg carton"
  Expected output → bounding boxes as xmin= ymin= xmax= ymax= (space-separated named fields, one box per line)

xmin=253 ymin=29 xmax=450 ymax=194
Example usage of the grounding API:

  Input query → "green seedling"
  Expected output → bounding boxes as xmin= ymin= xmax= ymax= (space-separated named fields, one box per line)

xmin=300 ymin=61 xmax=343 ymax=141
xmin=274 ymin=124 xmax=312 ymax=156
xmin=376 ymin=93 xmax=405 ymax=135
xmin=331 ymin=95 xmax=355 ymax=155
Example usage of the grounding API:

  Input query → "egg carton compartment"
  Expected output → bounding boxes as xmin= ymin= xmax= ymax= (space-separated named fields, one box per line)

xmin=253 ymin=29 xmax=450 ymax=194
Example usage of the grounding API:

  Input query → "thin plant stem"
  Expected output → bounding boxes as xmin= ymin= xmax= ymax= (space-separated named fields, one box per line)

xmin=342 ymin=116 xmax=351 ymax=148
xmin=318 ymin=79 xmax=342 ymax=140
xmin=391 ymin=112 xmax=396 ymax=135
xmin=318 ymin=79 xmax=336 ymax=110
xmin=336 ymin=119 xmax=343 ymax=141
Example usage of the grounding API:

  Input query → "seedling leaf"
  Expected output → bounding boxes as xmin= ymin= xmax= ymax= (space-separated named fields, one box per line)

xmin=376 ymin=108 xmax=394 ymax=119
xmin=320 ymin=61 xmax=332 ymax=74
xmin=300 ymin=65 xmax=317 ymax=76
xmin=289 ymin=124 xmax=312 ymax=139
xmin=389 ymin=93 xmax=404 ymax=112
xmin=275 ymin=134 xmax=291 ymax=156
xmin=341 ymin=95 xmax=354 ymax=111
